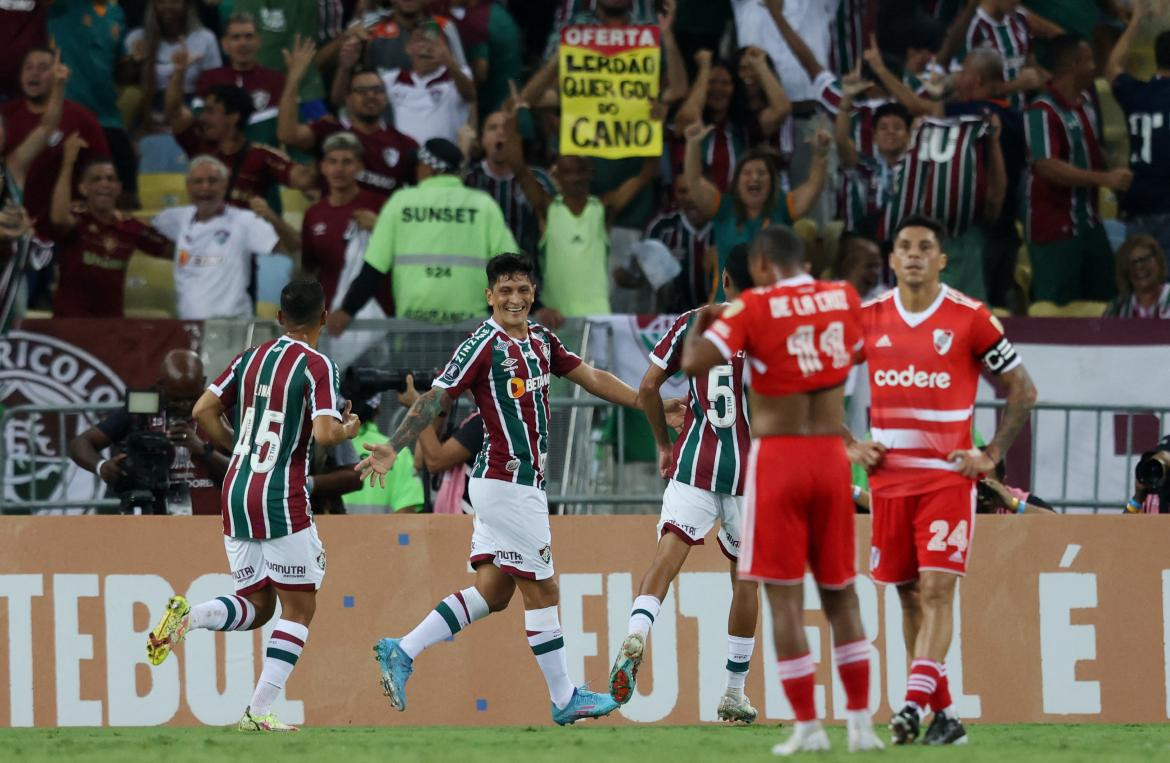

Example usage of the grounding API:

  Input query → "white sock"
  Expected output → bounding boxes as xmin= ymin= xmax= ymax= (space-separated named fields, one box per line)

xmin=250 ymin=619 xmax=308 ymax=716
xmin=726 ymin=635 xmax=755 ymax=691
xmin=526 ymin=606 xmax=575 ymax=709
xmin=400 ymin=587 xmax=490 ymax=660
xmin=627 ymin=595 xmax=661 ymax=638
xmin=189 ymin=595 xmax=257 ymax=631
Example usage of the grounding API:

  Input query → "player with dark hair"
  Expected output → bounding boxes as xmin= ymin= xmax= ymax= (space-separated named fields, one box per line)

xmin=681 ymin=227 xmax=883 ymax=755
xmin=860 ymin=214 xmax=1036 ymax=745
xmin=147 ymin=277 xmax=360 ymax=733
xmin=357 ymin=253 xmax=645 ymax=725
xmin=609 ymin=242 xmax=761 ymax=723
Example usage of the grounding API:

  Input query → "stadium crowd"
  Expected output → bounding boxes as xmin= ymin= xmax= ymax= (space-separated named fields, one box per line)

xmin=2 ymin=0 xmax=1170 ymax=325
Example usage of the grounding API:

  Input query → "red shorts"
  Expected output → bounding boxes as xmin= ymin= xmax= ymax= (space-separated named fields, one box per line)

xmin=738 ymin=435 xmax=856 ymax=588
xmin=870 ymin=482 xmax=976 ymax=584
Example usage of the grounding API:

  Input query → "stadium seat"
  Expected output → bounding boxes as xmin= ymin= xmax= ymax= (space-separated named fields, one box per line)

xmin=138 ymin=134 xmax=189 ymax=174
xmin=256 ymin=253 xmax=295 ymax=305
xmin=279 ymin=187 xmax=312 ymax=230
xmin=1027 ymin=300 xmax=1107 ymax=318
xmin=255 ymin=301 xmax=279 ymax=320
xmin=124 ymin=251 xmax=175 ymax=318
xmin=138 ymin=173 xmax=187 ymax=211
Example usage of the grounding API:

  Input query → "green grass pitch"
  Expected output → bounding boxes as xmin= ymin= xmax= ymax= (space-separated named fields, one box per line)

xmin=4 ymin=724 xmax=1170 ymax=762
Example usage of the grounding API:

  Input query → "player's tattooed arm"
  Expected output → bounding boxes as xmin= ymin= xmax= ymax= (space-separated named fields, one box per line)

xmin=985 ymin=364 xmax=1038 ymax=466
xmin=389 ymin=388 xmax=453 ymax=453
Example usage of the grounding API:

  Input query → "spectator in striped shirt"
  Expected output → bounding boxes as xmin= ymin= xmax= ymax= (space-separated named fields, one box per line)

xmin=643 ymin=173 xmax=713 ymax=312
xmin=953 ymin=0 xmax=1064 ymax=109
xmin=1104 ymin=234 xmax=1170 ymax=318
xmin=1025 ymin=34 xmax=1131 ymax=305
xmin=834 ymin=85 xmax=911 ymax=240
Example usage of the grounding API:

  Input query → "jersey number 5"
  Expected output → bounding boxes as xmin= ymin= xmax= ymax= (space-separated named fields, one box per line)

xmin=786 ymin=321 xmax=848 ymax=376
xmin=234 ymin=407 xmax=285 ymax=474
xmin=705 ymin=364 xmax=737 ymax=428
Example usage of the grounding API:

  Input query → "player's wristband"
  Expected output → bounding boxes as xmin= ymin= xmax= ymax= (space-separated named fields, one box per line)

xmin=95 ymin=459 xmax=108 ymax=478
xmin=1125 ymin=498 xmax=1143 ymax=514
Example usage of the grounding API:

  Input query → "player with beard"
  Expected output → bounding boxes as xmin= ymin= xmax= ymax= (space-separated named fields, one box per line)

xmin=279 ymin=36 xmax=418 ymax=203
xmin=357 ymin=254 xmax=643 ymax=725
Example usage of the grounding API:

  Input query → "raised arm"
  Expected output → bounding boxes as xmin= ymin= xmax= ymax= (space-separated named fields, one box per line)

xmin=658 ymin=0 xmax=688 ymax=104
xmin=514 ymin=58 xmax=559 ymax=112
xmin=8 ymin=53 xmax=69 ymax=184
xmin=500 ymin=112 xmax=551 ymax=225
xmin=765 ymin=0 xmax=824 ymax=80
xmin=250 ymin=197 xmax=302 ymax=259
xmin=982 ymin=114 xmax=1007 ymax=223
xmin=834 ymin=68 xmax=871 ymax=169
xmin=937 ymin=0 xmax=981 ymax=66
xmin=787 ymin=126 xmax=831 ymax=219
xmin=330 ymin=33 xmax=363 ymax=108
xmin=602 ymin=156 xmax=659 ymax=224
xmin=165 ymin=46 xmax=196 ymax=135
xmin=1024 ymin=10 xmax=1065 ymax=40
xmin=1106 ymin=0 xmax=1144 ymax=83
xmin=674 ymin=49 xmax=711 ymax=133
xmin=50 ymin=134 xmax=88 ymax=230
xmin=862 ymin=35 xmax=942 ymax=118
xmin=437 ymin=39 xmax=476 ymax=102
xmin=277 ymin=35 xmax=320 ymax=152
xmin=746 ymin=46 xmax=791 ymax=137
xmin=564 ymin=363 xmax=639 ymax=408
xmin=682 ymin=122 xmax=719 ymax=218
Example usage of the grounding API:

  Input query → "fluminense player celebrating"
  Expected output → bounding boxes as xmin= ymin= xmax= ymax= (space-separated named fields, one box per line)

xmin=860 ymin=215 xmax=1036 ymax=745
xmin=147 ymin=278 xmax=360 ymax=732
xmin=357 ymin=253 xmax=642 ymax=725
xmin=609 ymin=243 xmax=760 ymax=724
xmin=682 ymin=227 xmax=884 ymax=756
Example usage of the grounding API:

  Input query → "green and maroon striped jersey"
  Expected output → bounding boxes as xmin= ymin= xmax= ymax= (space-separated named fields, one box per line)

xmin=882 ymin=116 xmax=990 ymax=238
xmin=209 ymin=336 xmax=341 ymax=540
xmin=433 ymin=318 xmax=582 ymax=490
xmin=829 ymin=0 xmax=872 ymax=76
xmin=957 ymin=8 xmax=1031 ymax=110
xmin=1024 ymin=86 xmax=1104 ymax=244
xmin=651 ymin=309 xmax=751 ymax=495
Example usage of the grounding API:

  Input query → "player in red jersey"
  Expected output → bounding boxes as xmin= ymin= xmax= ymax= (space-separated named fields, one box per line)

xmin=859 ymin=214 xmax=1036 ymax=746
xmin=279 ymin=37 xmax=418 ymax=202
xmin=682 ymin=227 xmax=883 ymax=756
xmin=148 ymin=278 xmax=360 ymax=733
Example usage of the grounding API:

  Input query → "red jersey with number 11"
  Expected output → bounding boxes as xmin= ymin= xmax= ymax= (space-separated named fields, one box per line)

xmin=704 ymin=275 xmax=864 ymax=396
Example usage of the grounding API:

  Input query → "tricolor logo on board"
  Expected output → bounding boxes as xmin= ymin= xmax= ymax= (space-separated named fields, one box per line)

xmin=0 ymin=330 xmax=125 ymax=509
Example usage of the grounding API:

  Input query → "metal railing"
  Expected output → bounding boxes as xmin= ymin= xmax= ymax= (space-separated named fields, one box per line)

xmin=0 ymin=403 xmax=122 ymax=513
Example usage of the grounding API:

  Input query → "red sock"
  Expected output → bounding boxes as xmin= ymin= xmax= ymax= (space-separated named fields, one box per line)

xmin=777 ymin=653 xmax=817 ymax=722
xmin=833 ymin=639 xmax=871 ymax=711
xmin=905 ymin=659 xmax=941 ymax=710
xmin=931 ymin=664 xmax=953 ymax=713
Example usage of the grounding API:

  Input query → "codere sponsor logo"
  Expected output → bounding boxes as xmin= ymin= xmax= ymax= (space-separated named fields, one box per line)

xmin=873 ymin=365 xmax=952 ymax=389
xmin=508 ymin=373 xmax=551 ymax=398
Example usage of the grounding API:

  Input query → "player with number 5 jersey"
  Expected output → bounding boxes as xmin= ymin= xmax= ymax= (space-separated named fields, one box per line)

xmin=682 ymin=227 xmax=883 ymax=757
xmin=610 ymin=243 xmax=759 ymax=724
xmin=859 ymin=215 xmax=1036 ymax=747
xmin=146 ymin=279 xmax=360 ymax=733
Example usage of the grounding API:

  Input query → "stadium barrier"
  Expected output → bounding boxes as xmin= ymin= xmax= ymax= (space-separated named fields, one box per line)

xmin=0 ymin=514 xmax=1167 ymax=728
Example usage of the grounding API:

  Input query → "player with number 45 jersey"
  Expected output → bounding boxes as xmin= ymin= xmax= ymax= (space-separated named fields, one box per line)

xmin=682 ymin=228 xmax=882 ymax=757
xmin=609 ymin=244 xmax=759 ymax=724
xmin=146 ymin=279 xmax=361 ymax=733
xmin=858 ymin=215 xmax=1036 ymax=747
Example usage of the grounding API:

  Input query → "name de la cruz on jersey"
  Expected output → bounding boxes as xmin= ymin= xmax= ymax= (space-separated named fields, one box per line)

xmin=767 ymin=287 xmax=851 ymax=318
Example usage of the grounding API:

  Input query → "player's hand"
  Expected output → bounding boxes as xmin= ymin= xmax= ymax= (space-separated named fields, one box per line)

xmin=397 ymin=374 xmax=420 ymax=409
xmin=98 ymin=453 xmax=129 ymax=484
xmin=657 ymin=443 xmax=675 ymax=478
xmin=167 ymin=422 xmax=206 ymax=453
xmin=664 ymin=396 xmax=687 ymax=433
xmin=352 ymin=209 xmax=378 ymax=231
xmin=341 ymin=400 xmax=361 ymax=439
xmin=847 ymin=441 xmax=886 ymax=471
xmin=948 ymin=447 xmax=994 ymax=478
xmin=1104 ymin=168 xmax=1134 ymax=192
xmin=534 ymin=306 xmax=565 ymax=329
xmin=356 ymin=441 xmax=397 ymax=488
xmin=326 ymin=309 xmax=352 ymax=337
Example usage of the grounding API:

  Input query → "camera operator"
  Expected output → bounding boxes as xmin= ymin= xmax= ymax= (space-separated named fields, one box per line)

xmin=1127 ymin=436 xmax=1170 ymax=514
xmin=68 ymin=349 xmax=229 ymax=514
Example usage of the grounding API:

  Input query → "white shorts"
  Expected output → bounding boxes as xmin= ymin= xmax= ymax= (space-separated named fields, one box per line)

xmin=468 ymin=477 xmax=553 ymax=580
xmin=657 ymin=479 xmax=744 ymax=560
xmin=224 ymin=525 xmax=326 ymax=594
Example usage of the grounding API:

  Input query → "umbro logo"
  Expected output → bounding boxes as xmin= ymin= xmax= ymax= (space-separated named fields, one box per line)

xmin=875 ymin=335 xmax=892 ymax=348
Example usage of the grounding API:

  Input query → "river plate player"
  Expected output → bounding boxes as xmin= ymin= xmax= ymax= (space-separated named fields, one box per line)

xmin=681 ymin=227 xmax=884 ymax=756
xmin=860 ymin=215 xmax=1036 ymax=745
xmin=357 ymin=253 xmax=648 ymax=725
xmin=146 ymin=278 xmax=360 ymax=731
xmin=609 ymin=243 xmax=761 ymax=723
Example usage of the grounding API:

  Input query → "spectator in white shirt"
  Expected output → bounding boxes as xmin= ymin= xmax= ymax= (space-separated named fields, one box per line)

xmin=734 ymin=0 xmax=834 ymax=104
xmin=152 ymin=155 xmax=292 ymax=321
xmin=124 ymin=0 xmax=222 ymax=126
xmin=381 ymin=21 xmax=475 ymax=145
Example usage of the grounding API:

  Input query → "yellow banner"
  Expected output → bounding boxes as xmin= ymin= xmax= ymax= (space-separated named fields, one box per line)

xmin=559 ymin=25 xmax=662 ymax=159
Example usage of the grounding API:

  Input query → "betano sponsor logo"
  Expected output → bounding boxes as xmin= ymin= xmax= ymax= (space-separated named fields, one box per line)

xmin=508 ymin=374 xmax=551 ymax=399
xmin=873 ymin=365 xmax=952 ymax=389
